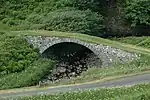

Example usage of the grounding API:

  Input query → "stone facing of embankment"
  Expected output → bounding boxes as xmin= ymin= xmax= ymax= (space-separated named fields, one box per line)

xmin=25 ymin=36 xmax=138 ymax=67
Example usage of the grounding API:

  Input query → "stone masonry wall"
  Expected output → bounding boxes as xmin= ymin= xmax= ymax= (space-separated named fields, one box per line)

xmin=25 ymin=36 xmax=138 ymax=67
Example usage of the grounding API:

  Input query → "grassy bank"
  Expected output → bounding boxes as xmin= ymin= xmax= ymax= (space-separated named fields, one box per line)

xmin=0 ymin=59 xmax=55 ymax=90
xmin=4 ymin=30 xmax=150 ymax=55
xmin=15 ymin=84 xmax=150 ymax=100
xmin=39 ymin=54 xmax=150 ymax=86
xmin=0 ymin=31 xmax=150 ymax=90
xmin=0 ymin=54 xmax=150 ymax=90
xmin=112 ymin=36 xmax=150 ymax=49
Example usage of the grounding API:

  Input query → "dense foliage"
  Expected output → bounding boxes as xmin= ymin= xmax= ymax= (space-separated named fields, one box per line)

xmin=125 ymin=0 xmax=150 ymax=27
xmin=63 ymin=0 xmax=103 ymax=12
xmin=0 ymin=0 xmax=150 ymax=36
xmin=0 ymin=0 xmax=149 ymax=93
xmin=26 ymin=9 xmax=104 ymax=36
xmin=0 ymin=34 xmax=56 ymax=90
xmin=0 ymin=34 xmax=38 ymax=75
xmin=18 ymin=84 xmax=150 ymax=100
xmin=0 ymin=0 xmax=105 ymax=36
xmin=0 ymin=58 xmax=55 ymax=90
xmin=0 ymin=0 xmax=103 ymax=22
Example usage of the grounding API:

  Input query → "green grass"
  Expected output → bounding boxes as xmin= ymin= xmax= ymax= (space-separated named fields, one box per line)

xmin=0 ymin=0 xmax=149 ymax=95
xmin=15 ymin=84 xmax=150 ymax=100
xmin=1 ymin=54 xmax=148 ymax=90
xmin=0 ymin=54 xmax=150 ymax=91
xmin=38 ymin=55 xmax=150 ymax=86
xmin=111 ymin=37 xmax=148 ymax=45
xmin=0 ymin=58 xmax=55 ymax=90
xmin=3 ymin=30 xmax=150 ymax=55
xmin=0 ymin=51 xmax=150 ymax=91
xmin=112 ymin=36 xmax=150 ymax=49
xmin=137 ymin=38 xmax=150 ymax=48
xmin=0 ymin=23 xmax=10 ymax=31
xmin=0 ymin=30 xmax=150 ymax=90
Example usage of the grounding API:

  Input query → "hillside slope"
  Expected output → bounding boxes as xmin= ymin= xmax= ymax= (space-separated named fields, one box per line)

xmin=0 ymin=30 xmax=150 ymax=90
xmin=112 ymin=36 xmax=150 ymax=49
xmin=5 ymin=30 xmax=150 ymax=55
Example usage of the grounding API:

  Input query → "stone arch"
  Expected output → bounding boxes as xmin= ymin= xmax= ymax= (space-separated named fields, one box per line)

xmin=39 ymin=37 xmax=99 ymax=55
xmin=41 ymin=41 xmax=102 ymax=67
xmin=25 ymin=36 xmax=137 ymax=67
xmin=25 ymin=36 xmax=116 ymax=67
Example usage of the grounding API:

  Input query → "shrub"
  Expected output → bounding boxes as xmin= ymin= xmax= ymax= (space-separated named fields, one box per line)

xmin=25 ymin=13 xmax=44 ymax=24
xmin=1 ymin=18 xmax=23 ymax=26
xmin=0 ymin=23 xmax=10 ymax=30
xmin=0 ymin=0 xmax=106 ymax=36
xmin=0 ymin=35 xmax=39 ymax=75
xmin=0 ymin=58 xmax=56 ymax=90
xmin=125 ymin=0 xmax=150 ymax=27
xmin=56 ymin=0 xmax=102 ymax=12
xmin=33 ymin=9 xmax=105 ymax=36
xmin=33 ymin=0 xmax=103 ymax=13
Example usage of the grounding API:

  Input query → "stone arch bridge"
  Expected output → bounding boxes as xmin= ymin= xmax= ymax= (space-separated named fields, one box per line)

xmin=25 ymin=36 xmax=137 ymax=67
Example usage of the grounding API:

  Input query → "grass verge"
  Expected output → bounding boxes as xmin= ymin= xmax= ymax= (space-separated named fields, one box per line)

xmin=0 ymin=55 xmax=150 ymax=92
xmin=13 ymin=84 xmax=150 ymax=100
xmin=39 ymin=54 xmax=150 ymax=86
xmin=111 ymin=36 xmax=150 ymax=49
xmin=0 ymin=58 xmax=55 ymax=90
xmin=0 ymin=70 xmax=150 ymax=95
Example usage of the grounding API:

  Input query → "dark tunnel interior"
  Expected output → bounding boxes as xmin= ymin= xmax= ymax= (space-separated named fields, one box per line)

xmin=42 ymin=42 xmax=95 ymax=64
xmin=41 ymin=42 xmax=102 ymax=82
